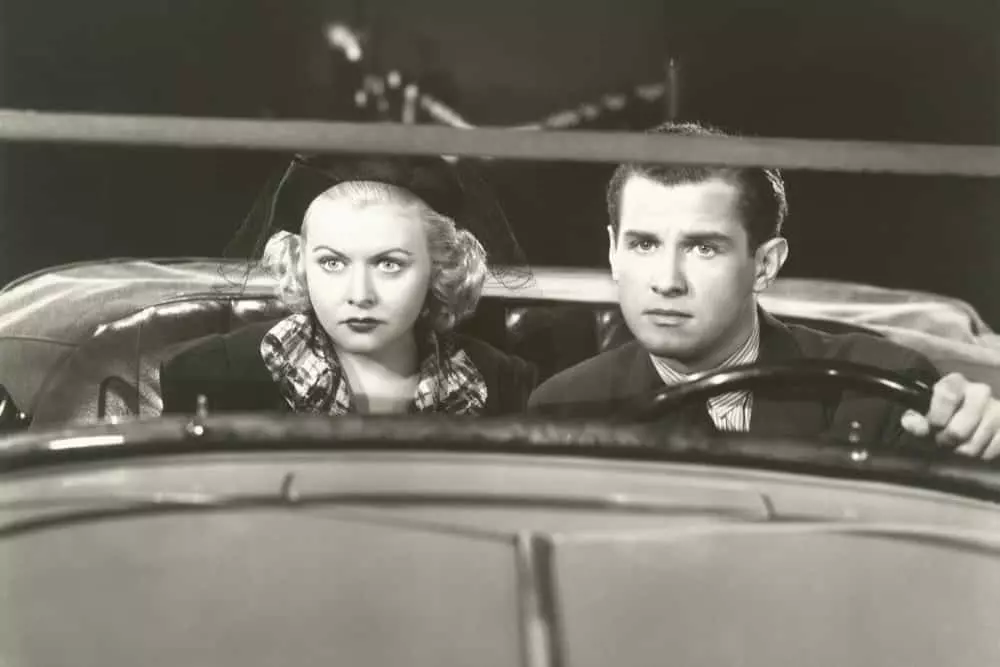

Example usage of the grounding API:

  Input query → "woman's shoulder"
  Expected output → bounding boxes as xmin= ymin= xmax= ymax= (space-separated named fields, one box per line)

xmin=163 ymin=320 xmax=277 ymax=380
xmin=453 ymin=334 xmax=539 ymax=412
xmin=454 ymin=334 xmax=528 ymax=370
xmin=160 ymin=320 xmax=283 ymax=414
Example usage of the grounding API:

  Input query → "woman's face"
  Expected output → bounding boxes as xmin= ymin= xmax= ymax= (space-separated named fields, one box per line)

xmin=302 ymin=195 xmax=432 ymax=356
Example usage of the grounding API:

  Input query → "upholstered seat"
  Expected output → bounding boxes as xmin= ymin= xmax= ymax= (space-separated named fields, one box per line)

xmin=30 ymin=295 xmax=288 ymax=425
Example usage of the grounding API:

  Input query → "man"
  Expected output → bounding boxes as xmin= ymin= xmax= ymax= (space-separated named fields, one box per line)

xmin=529 ymin=122 xmax=1000 ymax=460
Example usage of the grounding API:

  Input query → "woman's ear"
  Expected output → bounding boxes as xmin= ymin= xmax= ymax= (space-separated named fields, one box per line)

xmin=753 ymin=237 xmax=789 ymax=293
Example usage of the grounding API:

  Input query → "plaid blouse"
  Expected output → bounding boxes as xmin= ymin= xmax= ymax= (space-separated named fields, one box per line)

xmin=260 ymin=313 xmax=488 ymax=415
xmin=649 ymin=312 xmax=761 ymax=432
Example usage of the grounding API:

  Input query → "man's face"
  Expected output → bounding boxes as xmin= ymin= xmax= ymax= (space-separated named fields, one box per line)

xmin=610 ymin=175 xmax=777 ymax=372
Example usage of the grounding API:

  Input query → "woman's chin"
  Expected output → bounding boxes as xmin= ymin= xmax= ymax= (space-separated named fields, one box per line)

xmin=331 ymin=336 xmax=386 ymax=355
xmin=330 ymin=325 xmax=415 ymax=358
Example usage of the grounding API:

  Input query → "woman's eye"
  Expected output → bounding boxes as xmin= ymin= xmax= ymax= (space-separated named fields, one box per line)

xmin=378 ymin=259 xmax=404 ymax=273
xmin=319 ymin=257 xmax=345 ymax=271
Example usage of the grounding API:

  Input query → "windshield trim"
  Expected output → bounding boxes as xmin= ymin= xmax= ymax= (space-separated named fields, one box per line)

xmin=0 ymin=416 xmax=998 ymax=504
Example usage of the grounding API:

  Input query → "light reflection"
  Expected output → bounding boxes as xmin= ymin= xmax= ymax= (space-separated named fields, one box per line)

xmin=49 ymin=434 xmax=126 ymax=450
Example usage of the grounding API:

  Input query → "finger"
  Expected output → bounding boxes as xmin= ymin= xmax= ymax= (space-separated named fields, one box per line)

xmin=981 ymin=431 xmax=1000 ymax=461
xmin=936 ymin=383 xmax=992 ymax=447
xmin=954 ymin=409 xmax=998 ymax=458
xmin=900 ymin=409 xmax=930 ymax=437
xmin=925 ymin=373 xmax=967 ymax=430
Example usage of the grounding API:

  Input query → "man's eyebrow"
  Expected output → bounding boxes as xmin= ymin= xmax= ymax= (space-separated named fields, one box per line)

xmin=621 ymin=230 xmax=660 ymax=241
xmin=681 ymin=231 xmax=735 ymax=245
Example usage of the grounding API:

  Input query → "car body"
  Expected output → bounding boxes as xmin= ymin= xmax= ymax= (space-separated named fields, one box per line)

xmin=1 ymin=258 xmax=1000 ymax=667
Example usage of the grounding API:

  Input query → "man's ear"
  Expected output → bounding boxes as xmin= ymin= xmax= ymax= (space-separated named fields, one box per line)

xmin=607 ymin=224 xmax=619 ymax=282
xmin=753 ymin=236 xmax=789 ymax=293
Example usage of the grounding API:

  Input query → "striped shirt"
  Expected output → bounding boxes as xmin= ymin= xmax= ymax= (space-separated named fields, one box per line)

xmin=650 ymin=312 xmax=761 ymax=432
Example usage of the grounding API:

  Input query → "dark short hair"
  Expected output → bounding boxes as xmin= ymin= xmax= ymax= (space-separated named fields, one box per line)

xmin=606 ymin=122 xmax=788 ymax=250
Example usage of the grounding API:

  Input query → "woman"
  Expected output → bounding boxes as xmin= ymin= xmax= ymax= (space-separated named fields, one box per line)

xmin=160 ymin=154 xmax=537 ymax=416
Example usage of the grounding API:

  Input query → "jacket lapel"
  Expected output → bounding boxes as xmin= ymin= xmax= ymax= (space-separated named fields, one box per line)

xmin=748 ymin=310 xmax=831 ymax=437
xmin=618 ymin=341 xmax=667 ymax=400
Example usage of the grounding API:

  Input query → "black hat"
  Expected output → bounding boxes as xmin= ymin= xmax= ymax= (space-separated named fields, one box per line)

xmin=223 ymin=152 xmax=531 ymax=288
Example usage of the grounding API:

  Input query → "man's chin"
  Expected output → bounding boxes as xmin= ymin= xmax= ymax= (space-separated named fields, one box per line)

xmin=633 ymin=331 xmax=701 ymax=362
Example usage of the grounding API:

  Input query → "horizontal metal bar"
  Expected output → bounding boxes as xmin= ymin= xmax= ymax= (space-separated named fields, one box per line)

xmin=0 ymin=109 xmax=998 ymax=176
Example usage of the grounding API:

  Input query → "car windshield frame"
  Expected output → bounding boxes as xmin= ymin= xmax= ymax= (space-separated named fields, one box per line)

xmin=1 ymin=414 xmax=999 ymax=504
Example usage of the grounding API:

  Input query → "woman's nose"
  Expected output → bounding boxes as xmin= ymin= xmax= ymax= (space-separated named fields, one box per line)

xmin=347 ymin=266 xmax=376 ymax=306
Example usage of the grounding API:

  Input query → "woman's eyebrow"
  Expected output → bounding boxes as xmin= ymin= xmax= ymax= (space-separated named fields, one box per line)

xmin=310 ymin=245 xmax=345 ymax=255
xmin=375 ymin=248 xmax=414 ymax=257
xmin=310 ymin=246 xmax=415 ymax=258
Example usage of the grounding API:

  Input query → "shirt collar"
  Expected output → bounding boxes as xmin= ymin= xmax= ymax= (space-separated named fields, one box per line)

xmin=260 ymin=313 xmax=488 ymax=415
xmin=650 ymin=309 xmax=761 ymax=387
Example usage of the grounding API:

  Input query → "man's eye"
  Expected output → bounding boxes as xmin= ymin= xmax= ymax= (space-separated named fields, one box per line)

xmin=628 ymin=240 xmax=657 ymax=253
xmin=691 ymin=244 xmax=718 ymax=258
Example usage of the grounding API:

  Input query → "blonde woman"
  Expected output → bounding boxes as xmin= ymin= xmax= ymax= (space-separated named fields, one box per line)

xmin=161 ymin=155 xmax=537 ymax=416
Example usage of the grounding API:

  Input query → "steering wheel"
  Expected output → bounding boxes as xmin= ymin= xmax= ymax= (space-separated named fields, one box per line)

xmin=630 ymin=359 xmax=933 ymax=422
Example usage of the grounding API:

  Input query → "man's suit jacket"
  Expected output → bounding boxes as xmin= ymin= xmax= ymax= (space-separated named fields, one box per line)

xmin=160 ymin=321 xmax=539 ymax=416
xmin=528 ymin=310 xmax=940 ymax=446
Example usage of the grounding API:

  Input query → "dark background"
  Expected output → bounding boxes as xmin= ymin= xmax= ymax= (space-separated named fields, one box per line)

xmin=0 ymin=0 xmax=998 ymax=321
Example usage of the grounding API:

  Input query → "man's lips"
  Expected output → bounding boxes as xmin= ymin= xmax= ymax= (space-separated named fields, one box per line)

xmin=643 ymin=308 xmax=692 ymax=318
xmin=643 ymin=309 xmax=693 ymax=326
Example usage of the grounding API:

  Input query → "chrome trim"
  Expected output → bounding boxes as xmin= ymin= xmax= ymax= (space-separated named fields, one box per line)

xmin=48 ymin=434 xmax=126 ymax=450
xmin=515 ymin=532 xmax=563 ymax=667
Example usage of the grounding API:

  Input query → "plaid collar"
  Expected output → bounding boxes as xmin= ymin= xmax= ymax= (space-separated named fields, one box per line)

xmin=260 ymin=313 xmax=488 ymax=415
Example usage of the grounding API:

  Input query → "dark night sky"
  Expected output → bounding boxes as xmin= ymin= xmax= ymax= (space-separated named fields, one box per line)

xmin=0 ymin=0 xmax=998 ymax=321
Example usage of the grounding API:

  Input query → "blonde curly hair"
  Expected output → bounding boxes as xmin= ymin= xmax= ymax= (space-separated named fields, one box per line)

xmin=260 ymin=181 xmax=488 ymax=334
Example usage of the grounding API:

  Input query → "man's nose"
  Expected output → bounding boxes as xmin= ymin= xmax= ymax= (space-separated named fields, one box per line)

xmin=649 ymin=252 xmax=688 ymax=296
xmin=347 ymin=266 xmax=376 ymax=306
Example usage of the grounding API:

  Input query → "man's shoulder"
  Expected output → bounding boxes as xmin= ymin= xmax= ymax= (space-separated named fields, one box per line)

xmin=528 ymin=341 xmax=646 ymax=410
xmin=784 ymin=320 xmax=939 ymax=379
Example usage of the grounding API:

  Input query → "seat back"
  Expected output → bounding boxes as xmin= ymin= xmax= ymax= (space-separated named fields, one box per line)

xmin=31 ymin=295 xmax=288 ymax=426
xmin=30 ymin=287 xmax=905 ymax=427
xmin=29 ymin=295 xmax=619 ymax=426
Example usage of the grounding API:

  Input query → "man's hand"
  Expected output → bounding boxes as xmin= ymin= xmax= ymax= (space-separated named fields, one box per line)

xmin=900 ymin=372 xmax=1000 ymax=460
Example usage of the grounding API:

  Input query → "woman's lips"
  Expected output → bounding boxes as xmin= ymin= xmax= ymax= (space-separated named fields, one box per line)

xmin=343 ymin=318 xmax=382 ymax=333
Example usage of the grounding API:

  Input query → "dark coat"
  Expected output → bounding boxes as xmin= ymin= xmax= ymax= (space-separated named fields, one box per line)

xmin=160 ymin=321 xmax=538 ymax=416
xmin=528 ymin=310 xmax=941 ymax=446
